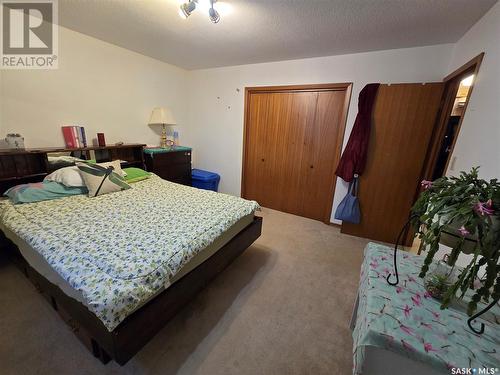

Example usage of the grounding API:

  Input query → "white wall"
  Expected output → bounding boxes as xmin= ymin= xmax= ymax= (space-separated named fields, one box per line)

xmin=185 ymin=44 xmax=454 ymax=222
xmin=0 ymin=26 xmax=189 ymax=148
xmin=1 ymin=6 xmax=495 ymax=225
xmin=446 ymin=2 xmax=500 ymax=181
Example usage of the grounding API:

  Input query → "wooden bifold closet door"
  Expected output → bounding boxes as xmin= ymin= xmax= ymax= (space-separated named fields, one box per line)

xmin=242 ymin=84 xmax=352 ymax=222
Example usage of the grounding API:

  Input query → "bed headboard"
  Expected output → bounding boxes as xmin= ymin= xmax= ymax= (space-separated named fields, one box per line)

xmin=0 ymin=144 xmax=146 ymax=194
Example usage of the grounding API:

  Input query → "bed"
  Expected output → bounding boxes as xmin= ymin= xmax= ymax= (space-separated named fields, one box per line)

xmin=0 ymin=168 xmax=262 ymax=365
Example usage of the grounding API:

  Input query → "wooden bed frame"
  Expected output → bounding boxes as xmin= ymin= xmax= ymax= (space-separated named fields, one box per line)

xmin=0 ymin=148 xmax=262 ymax=365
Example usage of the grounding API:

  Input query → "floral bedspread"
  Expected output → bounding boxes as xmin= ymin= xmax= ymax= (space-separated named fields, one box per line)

xmin=0 ymin=175 xmax=259 ymax=331
xmin=353 ymin=243 xmax=499 ymax=374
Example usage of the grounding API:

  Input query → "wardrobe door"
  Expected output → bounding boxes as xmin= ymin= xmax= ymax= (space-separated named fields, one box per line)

xmin=243 ymin=85 xmax=351 ymax=222
xmin=298 ymin=91 xmax=349 ymax=220
xmin=341 ymin=83 xmax=444 ymax=244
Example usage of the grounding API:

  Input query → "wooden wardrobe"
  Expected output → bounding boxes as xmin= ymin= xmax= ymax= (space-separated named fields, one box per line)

xmin=242 ymin=83 xmax=352 ymax=223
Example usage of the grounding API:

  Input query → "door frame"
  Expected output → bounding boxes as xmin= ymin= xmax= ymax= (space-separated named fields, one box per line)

xmin=404 ymin=53 xmax=484 ymax=245
xmin=241 ymin=83 xmax=353 ymax=223
xmin=421 ymin=53 xmax=484 ymax=180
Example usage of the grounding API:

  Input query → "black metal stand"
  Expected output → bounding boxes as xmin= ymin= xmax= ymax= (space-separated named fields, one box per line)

xmin=386 ymin=215 xmax=416 ymax=286
xmin=386 ymin=215 xmax=496 ymax=335
xmin=467 ymin=298 xmax=499 ymax=334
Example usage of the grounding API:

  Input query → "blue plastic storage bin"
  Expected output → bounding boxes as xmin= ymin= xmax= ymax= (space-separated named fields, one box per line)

xmin=191 ymin=169 xmax=220 ymax=192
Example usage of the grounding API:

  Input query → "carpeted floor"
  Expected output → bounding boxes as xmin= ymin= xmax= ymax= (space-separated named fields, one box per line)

xmin=0 ymin=208 xmax=369 ymax=375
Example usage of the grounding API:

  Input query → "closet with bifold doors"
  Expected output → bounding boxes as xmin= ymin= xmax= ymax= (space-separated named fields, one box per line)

xmin=242 ymin=83 xmax=352 ymax=223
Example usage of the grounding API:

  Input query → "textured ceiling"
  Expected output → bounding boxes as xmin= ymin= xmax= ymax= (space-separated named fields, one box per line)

xmin=58 ymin=0 xmax=497 ymax=70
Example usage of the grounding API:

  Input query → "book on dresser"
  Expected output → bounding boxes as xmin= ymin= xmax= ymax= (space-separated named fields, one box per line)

xmin=144 ymin=146 xmax=192 ymax=186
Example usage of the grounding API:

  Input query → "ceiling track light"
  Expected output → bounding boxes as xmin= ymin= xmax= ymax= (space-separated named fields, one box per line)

xmin=179 ymin=0 xmax=221 ymax=23
xmin=208 ymin=0 xmax=220 ymax=23
xmin=180 ymin=0 xmax=196 ymax=19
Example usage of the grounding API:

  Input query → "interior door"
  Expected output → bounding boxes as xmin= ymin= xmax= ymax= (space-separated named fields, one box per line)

xmin=243 ymin=85 xmax=351 ymax=222
xmin=341 ymin=83 xmax=444 ymax=244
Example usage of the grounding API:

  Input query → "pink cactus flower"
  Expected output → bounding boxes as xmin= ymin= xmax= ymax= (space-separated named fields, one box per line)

xmin=396 ymin=286 xmax=403 ymax=294
xmin=458 ymin=225 xmax=470 ymax=237
xmin=423 ymin=291 xmax=431 ymax=299
xmin=421 ymin=180 xmax=433 ymax=189
xmin=474 ymin=199 xmax=494 ymax=216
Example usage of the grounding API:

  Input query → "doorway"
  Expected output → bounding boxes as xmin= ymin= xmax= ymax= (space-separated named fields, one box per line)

xmin=423 ymin=53 xmax=484 ymax=181
xmin=341 ymin=53 xmax=484 ymax=245
xmin=242 ymin=83 xmax=352 ymax=223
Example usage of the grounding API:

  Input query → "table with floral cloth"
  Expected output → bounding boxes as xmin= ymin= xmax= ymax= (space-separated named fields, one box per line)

xmin=352 ymin=242 xmax=500 ymax=375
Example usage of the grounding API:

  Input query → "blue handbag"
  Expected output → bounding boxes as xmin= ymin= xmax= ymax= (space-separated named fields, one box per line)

xmin=334 ymin=176 xmax=361 ymax=224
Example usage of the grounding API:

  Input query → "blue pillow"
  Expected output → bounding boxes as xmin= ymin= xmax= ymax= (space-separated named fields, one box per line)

xmin=4 ymin=181 xmax=88 ymax=204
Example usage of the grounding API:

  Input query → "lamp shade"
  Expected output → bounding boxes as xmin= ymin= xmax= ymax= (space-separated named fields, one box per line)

xmin=148 ymin=107 xmax=176 ymax=126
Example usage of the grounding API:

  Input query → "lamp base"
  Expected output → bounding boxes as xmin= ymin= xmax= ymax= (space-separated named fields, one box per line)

xmin=160 ymin=124 xmax=168 ymax=148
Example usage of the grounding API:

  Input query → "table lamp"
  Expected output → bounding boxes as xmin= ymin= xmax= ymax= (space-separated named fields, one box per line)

xmin=148 ymin=107 xmax=176 ymax=148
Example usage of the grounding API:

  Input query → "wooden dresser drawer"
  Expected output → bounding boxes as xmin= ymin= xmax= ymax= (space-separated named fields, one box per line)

xmin=144 ymin=148 xmax=192 ymax=186
xmin=155 ymin=163 xmax=190 ymax=180
xmin=153 ymin=150 xmax=191 ymax=166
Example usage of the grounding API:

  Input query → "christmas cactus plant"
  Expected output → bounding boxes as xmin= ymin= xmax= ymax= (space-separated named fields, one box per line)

xmin=411 ymin=167 xmax=500 ymax=316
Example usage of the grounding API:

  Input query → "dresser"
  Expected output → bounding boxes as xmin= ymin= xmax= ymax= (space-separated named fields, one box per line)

xmin=144 ymin=147 xmax=192 ymax=186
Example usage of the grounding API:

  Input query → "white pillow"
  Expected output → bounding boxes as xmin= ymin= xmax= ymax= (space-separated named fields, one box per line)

xmin=76 ymin=162 xmax=131 ymax=197
xmin=98 ymin=160 xmax=127 ymax=177
xmin=44 ymin=166 xmax=85 ymax=187
xmin=44 ymin=160 xmax=126 ymax=187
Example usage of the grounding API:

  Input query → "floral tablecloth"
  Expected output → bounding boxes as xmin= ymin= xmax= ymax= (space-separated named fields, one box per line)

xmin=353 ymin=242 xmax=500 ymax=374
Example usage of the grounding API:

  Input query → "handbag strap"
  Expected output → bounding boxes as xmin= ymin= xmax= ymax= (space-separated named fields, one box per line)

xmin=349 ymin=175 xmax=359 ymax=197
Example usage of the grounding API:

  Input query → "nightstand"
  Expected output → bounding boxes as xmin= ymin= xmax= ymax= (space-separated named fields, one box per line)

xmin=144 ymin=146 xmax=192 ymax=186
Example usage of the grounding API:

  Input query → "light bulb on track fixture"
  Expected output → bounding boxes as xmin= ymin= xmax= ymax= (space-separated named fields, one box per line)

xmin=179 ymin=0 xmax=221 ymax=23
xmin=179 ymin=0 xmax=196 ymax=19
xmin=208 ymin=2 xmax=220 ymax=23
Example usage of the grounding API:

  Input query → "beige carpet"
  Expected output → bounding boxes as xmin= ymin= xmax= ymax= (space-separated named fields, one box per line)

xmin=0 ymin=208 xmax=369 ymax=375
